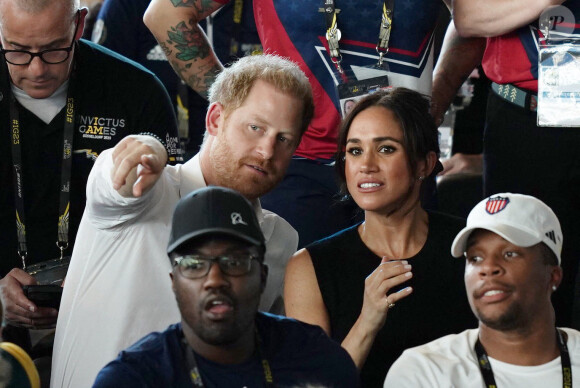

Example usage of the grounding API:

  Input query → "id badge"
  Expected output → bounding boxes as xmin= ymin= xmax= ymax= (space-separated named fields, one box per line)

xmin=538 ymin=44 xmax=580 ymax=127
xmin=26 ymin=256 xmax=71 ymax=285
xmin=336 ymin=70 xmax=391 ymax=118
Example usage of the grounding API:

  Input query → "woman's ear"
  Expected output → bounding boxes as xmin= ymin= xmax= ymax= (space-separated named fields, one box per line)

xmin=418 ymin=151 xmax=438 ymax=179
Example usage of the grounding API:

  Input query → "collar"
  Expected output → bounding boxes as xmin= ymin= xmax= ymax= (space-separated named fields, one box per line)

xmin=179 ymin=153 xmax=207 ymax=197
xmin=11 ymin=81 xmax=69 ymax=124
xmin=179 ymin=153 xmax=264 ymax=225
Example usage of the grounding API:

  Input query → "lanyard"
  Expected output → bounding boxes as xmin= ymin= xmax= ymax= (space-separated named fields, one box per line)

xmin=181 ymin=327 xmax=274 ymax=387
xmin=9 ymin=83 xmax=75 ymax=270
xmin=321 ymin=0 xmax=394 ymax=73
xmin=474 ymin=329 xmax=572 ymax=388
xmin=230 ymin=0 xmax=244 ymax=55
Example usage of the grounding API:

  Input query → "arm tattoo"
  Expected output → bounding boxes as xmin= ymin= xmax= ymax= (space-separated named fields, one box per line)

xmin=171 ymin=0 xmax=216 ymax=12
xmin=172 ymin=60 xmax=220 ymax=98
xmin=170 ymin=0 xmax=196 ymax=7
xmin=166 ymin=20 xmax=210 ymax=61
xmin=160 ymin=42 xmax=172 ymax=58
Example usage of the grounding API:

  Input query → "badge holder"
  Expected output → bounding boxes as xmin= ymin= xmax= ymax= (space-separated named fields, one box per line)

xmin=336 ymin=71 xmax=391 ymax=117
xmin=25 ymin=258 xmax=70 ymax=286
xmin=538 ymin=6 xmax=580 ymax=127
xmin=24 ymin=243 xmax=70 ymax=286
xmin=323 ymin=0 xmax=394 ymax=117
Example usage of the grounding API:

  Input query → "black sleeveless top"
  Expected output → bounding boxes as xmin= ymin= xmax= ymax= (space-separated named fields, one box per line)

xmin=307 ymin=211 xmax=477 ymax=387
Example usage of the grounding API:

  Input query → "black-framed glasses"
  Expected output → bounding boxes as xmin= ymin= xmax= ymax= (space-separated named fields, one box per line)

xmin=1 ymin=10 xmax=80 ymax=65
xmin=173 ymin=254 xmax=259 ymax=279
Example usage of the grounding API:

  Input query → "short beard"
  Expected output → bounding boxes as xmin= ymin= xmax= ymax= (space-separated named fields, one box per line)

xmin=209 ymin=132 xmax=279 ymax=200
xmin=191 ymin=317 xmax=252 ymax=346
xmin=477 ymin=303 xmax=526 ymax=332
xmin=177 ymin=286 xmax=262 ymax=347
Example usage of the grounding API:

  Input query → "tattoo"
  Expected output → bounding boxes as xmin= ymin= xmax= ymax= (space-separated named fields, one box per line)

xmin=172 ymin=60 xmax=220 ymax=97
xmin=171 ymin=0 xmax=215 ymax=12
xmin=160 ymin=42 xmax=172 ymax=58
xmin=164 ymin=11 xmax=222 ymax=96
xmin=170 ymin=0 xmax=195 ymax=7
xmin=166 ymin=20 xmax=210 ymax=61
xmin=199 ymin=64 xmax=221 ymax=95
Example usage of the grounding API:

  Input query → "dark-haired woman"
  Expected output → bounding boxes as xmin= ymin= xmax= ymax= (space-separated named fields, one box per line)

xmin=284 ymin=88 xmax=476 ymax=387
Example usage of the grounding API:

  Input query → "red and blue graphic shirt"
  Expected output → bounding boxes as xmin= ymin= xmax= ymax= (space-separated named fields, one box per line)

xmin=217 ymin=0 xmax=442 ymax=159
xmin=483 ymin=0 xmax=580 ymax=93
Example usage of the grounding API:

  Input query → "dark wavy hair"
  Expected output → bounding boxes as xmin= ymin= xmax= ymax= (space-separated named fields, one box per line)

xmin=335 ymin=87 xmax=442 ymax=200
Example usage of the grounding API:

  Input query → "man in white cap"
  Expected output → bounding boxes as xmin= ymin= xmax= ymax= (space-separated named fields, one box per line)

xmin=384 ymin=192 xmax=580 ymax=387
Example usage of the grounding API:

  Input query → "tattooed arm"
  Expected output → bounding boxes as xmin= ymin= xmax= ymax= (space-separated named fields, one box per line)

xmin=144 ymin=0 xmax=225 ymax=98
xmin=431 ymin=21 xmax=486 ymax=126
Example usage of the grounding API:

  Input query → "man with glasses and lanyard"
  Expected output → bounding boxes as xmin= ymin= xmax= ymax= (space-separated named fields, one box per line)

xmin=385 ymin=193 xmax=580 ymax=387
xmin=92 ymin=186 xmax=358 ymax=388
xmin=0 ymin=0 xmax=180 ymax=343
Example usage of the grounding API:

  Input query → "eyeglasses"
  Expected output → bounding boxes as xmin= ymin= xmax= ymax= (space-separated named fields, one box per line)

xmin=173 ymin=254 xmax=260 ymax=279
xmin=0 ymin=10 xmax=80 ymax=65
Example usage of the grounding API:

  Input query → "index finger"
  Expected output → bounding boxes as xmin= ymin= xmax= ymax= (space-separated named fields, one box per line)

xmin=380 ymin=257 xmax=408 ymax=264
xmin=132 ymin=155 xmax=163 ymax=197
xmin=111 ymin=148 xmax=152 ymax=191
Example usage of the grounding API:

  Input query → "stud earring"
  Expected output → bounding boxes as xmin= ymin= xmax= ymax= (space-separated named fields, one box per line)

xmin=552 ymin=285 xmax=558 ymax=291
xmin=418 ymin=176 xmax=425 ymax=181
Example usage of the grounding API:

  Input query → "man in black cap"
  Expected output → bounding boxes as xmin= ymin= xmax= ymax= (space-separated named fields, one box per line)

xmin=92 ymin=186 xmax=359 ymax=387
xmin=52 ymin=53 xmax=314 ymax=387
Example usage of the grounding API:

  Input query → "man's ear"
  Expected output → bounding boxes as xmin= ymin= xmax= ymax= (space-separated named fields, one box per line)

xmin=260 ymin=264 xmax=268 ymax=293
xmin=550 ymin=265 xmax=564 ymax=291
xmin=206 ymin=102 xmax=224 ymax=137
xmin=170 ymin=271 xmax=175 ymax=293
xmin=76 ymin=7 xmax=89 ymax=40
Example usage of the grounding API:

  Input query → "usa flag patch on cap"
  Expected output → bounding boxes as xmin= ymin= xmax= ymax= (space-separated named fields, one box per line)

xmin=486 ymin=196 xmax=510 ymax=214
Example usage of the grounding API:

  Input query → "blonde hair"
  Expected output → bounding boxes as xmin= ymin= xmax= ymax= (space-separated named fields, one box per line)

xmin=208 ymin=54 xmax=314 ymax=136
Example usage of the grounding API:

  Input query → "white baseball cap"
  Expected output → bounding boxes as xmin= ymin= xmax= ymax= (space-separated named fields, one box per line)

xmin=451 ymin=193 xmax=563 ymax=264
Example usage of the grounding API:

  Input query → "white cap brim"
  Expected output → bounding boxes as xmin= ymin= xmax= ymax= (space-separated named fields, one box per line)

xmin=451 ymin=222 xmax=542 ymax=258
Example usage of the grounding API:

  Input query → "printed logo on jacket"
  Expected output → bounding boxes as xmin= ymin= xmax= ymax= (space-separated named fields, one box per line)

xmin=78 ymin=115 xmax=125 ymax=140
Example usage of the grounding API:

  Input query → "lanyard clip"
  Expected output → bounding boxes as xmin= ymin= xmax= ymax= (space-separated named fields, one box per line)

xmin=326 ymin=27 xmax=343 ymax=73
xmin=19 ymin=250 xmax=27 ymax=271
xmin=326 ymin=27 xmax=342 ymax=59
xmin=331 ymin=54 xmax=343 ymax=73
xmin=378 ymin=12 xmax=392 ymax=47
xmin=376 ymin=48 xmax=388 ymax=68
xmin=376 ymin=11 xmax=392 ymax=67
xmin=56 ymin=241 xmax=68 ymax=260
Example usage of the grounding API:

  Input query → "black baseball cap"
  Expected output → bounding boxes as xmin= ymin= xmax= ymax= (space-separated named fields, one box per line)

xmin=167 ymin=186 xmax=265 ymax=255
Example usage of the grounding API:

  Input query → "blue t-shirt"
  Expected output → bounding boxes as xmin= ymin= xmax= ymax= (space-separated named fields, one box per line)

xmin=93 ymin=312 xmax=359 ymax=388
